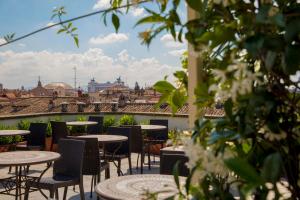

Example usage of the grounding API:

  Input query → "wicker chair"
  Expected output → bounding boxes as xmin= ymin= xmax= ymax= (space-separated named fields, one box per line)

xmin=16 ymin=122 xmax=48 ymax=150
xmin=160 ymin=153 xmax=189 ymax=177
xmin=75 ymin=137 xmax=110 ymax=198
xmin=24 ymin=139 xmax=86 ymax=200
xmin=105 ymin=126 xmax=132 ymax=176
xmin=121 ymin=125 xmax=145 ymax=174
xmin=144 ymin=119 xmax=169 ymax=169
xmin=50 ymin=121 xmax=69 ymax=151
xmin=87 ymin=116 xmax=104 ymax=135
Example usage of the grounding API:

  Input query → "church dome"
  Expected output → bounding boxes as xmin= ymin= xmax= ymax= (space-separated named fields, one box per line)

xmin=44 ymin=82 xmax=73 ymax=90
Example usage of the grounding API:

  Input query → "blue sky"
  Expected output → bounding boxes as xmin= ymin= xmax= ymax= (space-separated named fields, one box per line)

xmin=0 ymin=0 xmax=187 ymax=89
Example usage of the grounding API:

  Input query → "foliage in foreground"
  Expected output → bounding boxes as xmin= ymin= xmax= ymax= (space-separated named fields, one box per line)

xmin=99 ymin=0 xmax=300 ymax=199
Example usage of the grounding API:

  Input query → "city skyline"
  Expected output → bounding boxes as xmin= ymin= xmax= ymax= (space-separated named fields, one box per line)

xmin=0 ymin=0 xmax=187 ymax=89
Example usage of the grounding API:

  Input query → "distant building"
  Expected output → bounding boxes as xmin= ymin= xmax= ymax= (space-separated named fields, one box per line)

xmin=88 ymin=77 xmax=126 ymax=93
xmin=30 ymin=77 xmax=51 ymax=97
xmin=44 ymin=82 xmax=74 ymax=97
xmin=0 ymin=83 xmax=3 ymax=92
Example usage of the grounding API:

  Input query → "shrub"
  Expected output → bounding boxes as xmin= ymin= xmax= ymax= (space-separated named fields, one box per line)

xmin=17 ymin=120 xmax=30 ymax=130
xmin=119 ymin=115 xmax=136 ymax=126
xmin=103 ymin=116 xmax=116 ymax=132
xmin=0 ymin=124 xmax=19 ymax=145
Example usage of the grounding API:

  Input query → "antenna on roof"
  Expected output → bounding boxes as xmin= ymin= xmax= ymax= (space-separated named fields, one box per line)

xmin=73 ymin=66 xmax=77 ymax=95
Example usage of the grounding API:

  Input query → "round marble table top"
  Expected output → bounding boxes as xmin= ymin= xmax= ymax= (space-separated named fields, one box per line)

xmin=140 ymin=125 xmax=167 ymax=131
xmin=0 ymin=151 xmax=60 ymax=167
xmin=76 ymin=134 xmax=128 ymax=143
xmin=0 ymin=130 xmax=30 ymax=137
xmin=95 ymin=174 xmax=186 ymax=200
xmin=66 ymin=121 xmax=97 ymax=126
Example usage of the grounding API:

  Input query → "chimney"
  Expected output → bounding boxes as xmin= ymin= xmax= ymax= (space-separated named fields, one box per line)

xmin=93 ymin=102 xmax=101 ymax=112
xmin=60 ymin=102 xmax=69 ymax=112
xmin=77 ymin=102 xmax=85 ymax=112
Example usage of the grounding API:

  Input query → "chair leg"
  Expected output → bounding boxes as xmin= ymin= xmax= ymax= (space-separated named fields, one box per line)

xmin=117 ymin=159 xmax=121 ymax=176
xmin=147 ymin=145 xmax=151 ymax=170
xmin=141 ymin=151 xmax=144 ymax=174
xmin=79 ymin=182 xmax=85 ymax=200
xmin=24 ymin=183 xmax=30 ymax=200
xmin=55 ymin=188 xmax=59 ymax=200
xmin=136 ymin=153 xmax=140 ymax=170
xmin=128 ymin=156 xmax=132 ymax=175
xmin=63 ymin=186 xmax=68 ymax=200
xmin=97 ymin=172 xmax=101 ymax=182
xmin=105 ymin=166 xmax=110 ymax=179
xmin=90 ymin=175 xmax=94 ymax=198
xmin=50 ymin=189 xmax=55 ymax=199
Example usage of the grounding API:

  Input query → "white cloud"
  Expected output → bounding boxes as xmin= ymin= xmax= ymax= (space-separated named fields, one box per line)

xmin=93 ymin=0 xmax=144 ymax=17
xmin=18 ymin=43 xmax=26 ymax=47
xmin=118 ymin=49 xmax=130 ymax=62
xmin=168 ymin=49 xmax=186 ymax=57
xmin=130 ymin=7 xmax=145 ymax=17
xmin=93 ymin=0 xmax=110 ymax=10
xmin=160 ymin=33 xmax=187 ymax=48
xmin=89 ymin=33 xmax=129 ymax=45
xmin=0 ymin=48 xmax=179 ymax=89
xmin=0 ymin=38 xmax=6 ymax=45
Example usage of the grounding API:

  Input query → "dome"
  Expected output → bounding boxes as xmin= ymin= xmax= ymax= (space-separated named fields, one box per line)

xmin=44 ymin=82 xmax=73 ymax=90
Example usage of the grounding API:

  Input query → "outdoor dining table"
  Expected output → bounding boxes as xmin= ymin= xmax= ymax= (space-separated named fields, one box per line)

xmin=95 ymin=174 xmax=186 ymax=200
xmin=66 ymin=121 xmax=98 ymax=126
xmin=140 ymin=125 xmax=167 ymax=131
xmin=66 ymin=121 xmax=98 ymax=136
xmin=0 ymin=130 xmax=30 ymax=137
xmin=0 ymin=151 xmax=60 ymax=200
xmin=160 ymin=145 xmax=185 ymax=155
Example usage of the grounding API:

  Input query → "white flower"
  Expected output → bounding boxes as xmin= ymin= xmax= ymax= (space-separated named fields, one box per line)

xmin=210 ymin=60 xmax=262 ymax=102
xmin=183 ymin=139 xmax=234 ymax=185
xmin=259 ymin=125 xmax=287 ymax=141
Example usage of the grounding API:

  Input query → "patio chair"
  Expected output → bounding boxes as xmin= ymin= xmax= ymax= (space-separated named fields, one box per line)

xmin=50 ymin=121 xmax=69 ymax=151
xmin=87 ymin=116 xmax=104 ymax=135
xmin=160 ymin=153 xmax=189 ymax=177
xmin=24 ymin=139 xmax=86 ymax=200
xmin=13 ymin=122 xmax=48 ymax=173
xmin=144 ymin=119 xmax=168 ymax=169
xmin=16 ymin=122 xmax=48 ymax=150
xmin=75 ymin=137 xmax=110 ymax=198
xmin=105 ymin=126 xmax=132 ymax=176
xmin=121 ymin=125 xmax=145 ymax=174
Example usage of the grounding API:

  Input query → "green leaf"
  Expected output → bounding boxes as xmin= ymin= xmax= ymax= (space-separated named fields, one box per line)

xmin=112 ymin=13 xmax=120 ymax=33
xmin=171 ymin=90 xmax=187 ymax=113
xmin=284 ymin=44 xmax=300 ymax=74
xmin=57 ymin=28 xmax=66 ymax=34
xmin=153 ymin=81 xmax=175 ymax=93
xmin=225 ymin=157 xmax=264 ymax=185
xmin=71 ymin=27 xmax=77 ymax=32
xmin=186 ymin=0 xmax=201 ymax=12
xmin=285 ymin=19 xmax=300 ymax=42
xmin=261 ymin=153 xmax=282 ymax=183
xmin=135 ymin=15 xmax=165 ymax=27
xmin=224 ymin=99 xmax=233 ymax=119
xmin=265 ymin=51 xmax=277 ymax=70
xmin=73 ymin=36 xmax=79 ymax=48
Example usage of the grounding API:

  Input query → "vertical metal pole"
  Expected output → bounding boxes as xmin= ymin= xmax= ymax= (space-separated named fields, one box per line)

xmin=187 ymin=7 xmax=202 ymax=128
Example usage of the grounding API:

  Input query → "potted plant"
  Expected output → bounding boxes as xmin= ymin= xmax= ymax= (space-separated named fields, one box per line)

xmin=0 ymin=136 xmax=13 ymax=152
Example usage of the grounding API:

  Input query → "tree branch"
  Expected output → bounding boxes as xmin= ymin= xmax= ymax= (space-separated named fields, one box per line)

xmin=0 ymin=0 xmax=151 ymax=48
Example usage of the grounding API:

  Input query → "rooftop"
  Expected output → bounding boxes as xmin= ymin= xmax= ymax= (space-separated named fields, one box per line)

xmin=0 ymin=97 xmax=224 ymax=119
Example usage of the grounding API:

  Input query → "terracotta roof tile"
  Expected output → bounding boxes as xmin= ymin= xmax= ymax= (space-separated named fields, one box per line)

xmin=0 ymin=97 xmax=225 ymax=118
